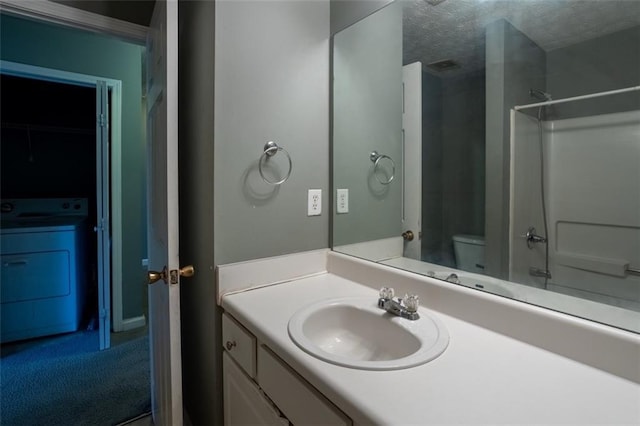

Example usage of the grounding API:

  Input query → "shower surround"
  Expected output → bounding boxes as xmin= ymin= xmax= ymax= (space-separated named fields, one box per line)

xmin=510 ymin=109 xmax=640 ymax=311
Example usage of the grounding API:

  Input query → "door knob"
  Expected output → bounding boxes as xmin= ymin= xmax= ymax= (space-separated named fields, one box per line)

xmin=148 ymin=267 xmax=168 ymax=284
xmin=179 ymin=265 xmax=195 ymax=277
xmin=402 ymin=230 xmax=415 ymax=241
xmin=148 ymin=265 xmax=195 ymax=285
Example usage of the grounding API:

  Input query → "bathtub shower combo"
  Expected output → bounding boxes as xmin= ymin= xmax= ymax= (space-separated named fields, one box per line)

xmin=509 ymin=85 xmax=640 ymax=311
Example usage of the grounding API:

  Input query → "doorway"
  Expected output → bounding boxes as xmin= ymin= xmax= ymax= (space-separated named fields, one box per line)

xmin=0 ymin=69 xmax=151 ymax=426
xmin=0 ymin=4 xmax=153 ymax=425
xmin=0 ymin=66 xmax=116 ymax=350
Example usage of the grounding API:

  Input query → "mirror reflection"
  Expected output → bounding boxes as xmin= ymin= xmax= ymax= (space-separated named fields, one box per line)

xmin=332 ymin=0 xmax=640 ymax=332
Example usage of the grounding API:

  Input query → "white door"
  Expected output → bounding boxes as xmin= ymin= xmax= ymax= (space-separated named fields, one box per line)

xmin=146 ymin=1 xmax=184 ymax=425
xmin=402 ymin=62 xmax=422 ymax=260
xmin=95 ymin=80 xmax=111 ymax=350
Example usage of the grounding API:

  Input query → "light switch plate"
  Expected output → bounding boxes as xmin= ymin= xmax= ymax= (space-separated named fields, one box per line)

xmin=337 ymin=189 xmax=349 ymax=213
xmin=308 ymin=189 xmax=321 ymax=216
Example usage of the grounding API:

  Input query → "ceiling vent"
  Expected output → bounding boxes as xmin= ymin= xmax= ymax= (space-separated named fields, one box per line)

xmin=427 ymin=59 xmax=460 ymax=72
xmin=424 ymin=0 xmax=448 ymax=6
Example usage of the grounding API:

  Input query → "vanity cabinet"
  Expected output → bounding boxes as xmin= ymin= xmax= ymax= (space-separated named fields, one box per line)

xmin=222 ymin=313 xmax=352 ymax=426
xmin=223 ymin=352 xmax=288 ymax=425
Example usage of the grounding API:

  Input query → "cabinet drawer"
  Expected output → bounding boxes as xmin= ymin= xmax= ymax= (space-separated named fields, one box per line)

xmin=257 ymin=345 xmax=351 ymax=426
xmin=222 ymin=313 xmax=257 ymax=378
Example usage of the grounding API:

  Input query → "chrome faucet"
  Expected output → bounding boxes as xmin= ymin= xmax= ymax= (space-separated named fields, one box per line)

xmin=444 ymin=273 xmax=460 ymax=284
xmin=524 ymin=227 xmax=547 ymax=249
xmin=378 ymin=287 xmax=420 ymax=320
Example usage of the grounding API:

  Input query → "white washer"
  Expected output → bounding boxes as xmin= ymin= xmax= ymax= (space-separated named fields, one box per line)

xmin=1 ymin=199 xmax=88 ymax=343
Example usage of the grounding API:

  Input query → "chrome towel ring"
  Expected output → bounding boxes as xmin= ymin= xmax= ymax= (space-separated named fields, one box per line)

xmin=259 ymin=141 xmax=292 ymax=185
xmin=370 ymin=151 xmax=395 ymax=185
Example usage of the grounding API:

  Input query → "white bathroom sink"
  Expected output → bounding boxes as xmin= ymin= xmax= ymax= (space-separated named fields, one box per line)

xmin=287 ymin=297 xmax=449 ymax=370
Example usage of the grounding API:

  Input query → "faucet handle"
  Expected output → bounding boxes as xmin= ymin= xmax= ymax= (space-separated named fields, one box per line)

xmin=403 ymin=294 xmax=419 ymax=312
xmin=379 ymin=287 xmax=394 ymax=299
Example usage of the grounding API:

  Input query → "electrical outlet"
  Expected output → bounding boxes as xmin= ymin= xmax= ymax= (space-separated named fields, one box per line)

xmin=307 ymin=189 xmax=322 ymax=216
xmin=337 ymin=189 xmax=349 ymax=214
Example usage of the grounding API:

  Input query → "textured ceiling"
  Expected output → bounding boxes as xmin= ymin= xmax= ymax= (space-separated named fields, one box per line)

xmin=402 ymin=0 xmax=640 ymax=77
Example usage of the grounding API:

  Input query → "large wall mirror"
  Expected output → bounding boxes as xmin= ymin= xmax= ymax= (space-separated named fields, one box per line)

xmin=332 ymin=0 xmax=640 ymax=333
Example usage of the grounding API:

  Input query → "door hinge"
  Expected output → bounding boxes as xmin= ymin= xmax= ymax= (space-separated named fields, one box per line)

xmin=99 ymin=308 xmax=107 ymax=319
xmin=98 ymin=113 xmax=106 ymax=127
xmin=94 ymin=218 xmax=105 ymax=233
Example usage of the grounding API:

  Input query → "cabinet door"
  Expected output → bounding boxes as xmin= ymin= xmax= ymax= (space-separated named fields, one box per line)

xmin=257 ymin=345 xmax=352 ymax=426
xmin=223 ymin=352 xmax=289 ymax=426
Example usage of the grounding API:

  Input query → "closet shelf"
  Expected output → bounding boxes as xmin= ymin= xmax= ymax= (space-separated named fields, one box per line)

xmin=1 ymin=122 xmax=95 ymax=135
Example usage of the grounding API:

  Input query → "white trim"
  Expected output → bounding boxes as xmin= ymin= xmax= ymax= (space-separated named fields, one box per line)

xmin=514 ymin=85 xmax=640 ymax=111
xmin=0 ymin=0 xmax=147 ymax=44
xmin=110 ymin=82 xmax=125 ymax=333
xmin=0 ymin=60 xmax=125 ymax=336
xmin=0 ymin=60 xmax=119 ymax=87
xmin=96 ymin=80 xmax=110 ymax=350
xmin=121 ymin=315 xmax=147 ymax=332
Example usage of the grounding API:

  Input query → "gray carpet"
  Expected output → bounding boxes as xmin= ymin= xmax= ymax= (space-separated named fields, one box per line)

xmin=1 ymin=331 xmax=150 ymax=426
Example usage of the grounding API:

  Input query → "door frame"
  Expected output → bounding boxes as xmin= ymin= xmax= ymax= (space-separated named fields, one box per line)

xmin=0 ymin=59 xmax=124 ymax=340
xmin=0 ymin=1 xmax=149 ymax=332
xmin=0 ymin=0 xmax=147 ymax=44
xmin=402 ymin=62 xmax=422 ymax=261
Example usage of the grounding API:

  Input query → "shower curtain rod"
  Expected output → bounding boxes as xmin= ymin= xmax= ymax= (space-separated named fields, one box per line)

xmin=514 ymin=85 xmax=640 ymax=111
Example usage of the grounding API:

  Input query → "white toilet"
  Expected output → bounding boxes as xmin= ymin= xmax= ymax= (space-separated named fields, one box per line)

xmin=452 ymin=234 xmax=485 ymax=274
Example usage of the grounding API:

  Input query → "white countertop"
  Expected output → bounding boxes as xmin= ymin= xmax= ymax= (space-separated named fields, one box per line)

xmin=221 ymin=272 xmax=640 ymax=425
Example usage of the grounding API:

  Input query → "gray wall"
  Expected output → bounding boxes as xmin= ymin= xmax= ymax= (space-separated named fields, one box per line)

xmin=332 ymin=1 xmax=403 ymax=247
xmin=485 ymin=19 xmax=546 ymax=279
xmin=181 ymin=1 xmax=333 ymax=423
xmin=177 ymin=2 xmax=220 ymax=425
xmin=547 ymin=25 xmax=640 ymax=119
xmin=0 ymin=14 xmax=147 ymax=320
xmin=330 ymin=0 xmax=393 ymax=35
xmin=420 ymin=70 xmax=485 ymax=267
xmin=214 ymin=1 xmax=330 ymax=265
xmin=421 ymin=72 xmax=443 ymax=260
xmin=440 ymin=70 xmax=486 ymax=265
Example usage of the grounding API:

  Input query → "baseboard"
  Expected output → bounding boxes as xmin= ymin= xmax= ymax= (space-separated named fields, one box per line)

xmin=121 ymin=315 xmax=146 ymax=331
xmin=115 ymin=411 xmax=152 ymax=426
